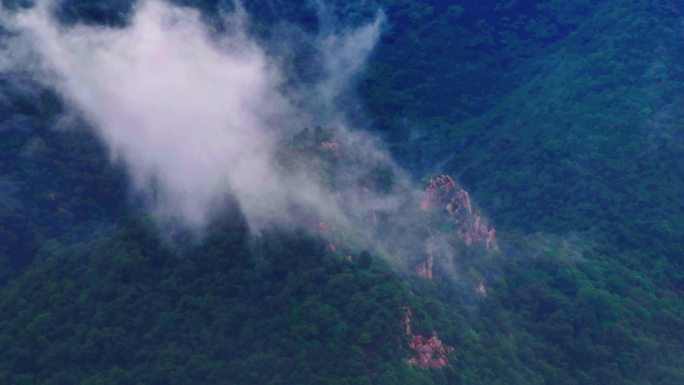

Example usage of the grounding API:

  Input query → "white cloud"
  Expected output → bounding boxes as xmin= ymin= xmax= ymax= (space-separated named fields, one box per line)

xmin=2 ymin=0 xmax=387 ymax=232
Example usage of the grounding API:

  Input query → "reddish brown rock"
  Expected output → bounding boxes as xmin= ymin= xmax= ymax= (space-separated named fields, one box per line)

xmin=319 ymin=140 xmax=341 ymax=157
xmin=421 ymin=175 xmax=497 ymax=250
xmin=402 ymin=307 xmax=413 ymax=336
xmin=317 ymin=221 xmax=333 ymax=232
xmin=447 ymin=189 xmax=472 ymax=217
xmin=420 ymin=175 xmax=459 ymax=211
xmin=416 ymin=237 xmax=435 ymax=280
xmin=459 ymin=211 xmax=497 ymax=249
xmin=420 ymin=174 xmax=472 ymax=216
xmin=303 ymin=219 xmax=340 ymax=254
xmin=402 ymin=307 xmax=454 ymax=369
xmin=407 ymin=335 xmax=454 ymax=369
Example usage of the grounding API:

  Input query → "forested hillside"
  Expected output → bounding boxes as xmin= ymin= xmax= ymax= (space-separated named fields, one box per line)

xmin=0 ymin=1 xmax=683 ymax=385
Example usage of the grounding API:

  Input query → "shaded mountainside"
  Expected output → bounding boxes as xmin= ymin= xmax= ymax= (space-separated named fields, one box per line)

xmin=364 ymin=0 xmax=684 ymax=258
xmin=0 ymin=219 xmax=449 ymax=385
xmin=1 ymin=1 xmax=684 ymax=385
xmin=0 ymin=82 xmax=128 ymax=284
xmin=362 ymin=1 xmax=684 ymax=383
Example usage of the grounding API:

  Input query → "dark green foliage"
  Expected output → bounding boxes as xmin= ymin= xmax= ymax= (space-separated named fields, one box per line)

xmin=0 ymin=217 xmax=446 ymax=385
xmin=0 ymin=80 xmax=128 ymax=284
xmin=359 ymin=1 xmax=684 ymax=381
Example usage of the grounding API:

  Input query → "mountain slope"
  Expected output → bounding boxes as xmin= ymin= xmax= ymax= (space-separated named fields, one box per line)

xmin=0 ymin=1 xmax=683 ymax=385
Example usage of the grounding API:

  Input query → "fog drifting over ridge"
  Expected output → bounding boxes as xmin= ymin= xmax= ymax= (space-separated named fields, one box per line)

xmin=1 ymin=0 xmax=392 ymax=232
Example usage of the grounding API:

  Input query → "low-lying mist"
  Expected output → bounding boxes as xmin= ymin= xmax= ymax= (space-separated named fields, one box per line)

xmin=0 ymin=0 xmax=475 ymax=271
xmin=2 ymin=1 xmax=378 ymax=225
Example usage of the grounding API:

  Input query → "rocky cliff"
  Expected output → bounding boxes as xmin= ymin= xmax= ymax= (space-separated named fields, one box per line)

xmin=290 ymin=132 xmax=497 ymax=283
xmin=420 ymin=174 xmax=496 ymax=249
xmin=402 ymin=307 xmax=454 ymax=369
xmin=415 ymin=237 xmax=435 ymax=280
xmin=415 ymin=175 xmax=497 ymax=279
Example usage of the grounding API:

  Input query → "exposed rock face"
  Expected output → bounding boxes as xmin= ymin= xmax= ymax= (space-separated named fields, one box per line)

xmin=415 ymin=237 xmax=434 ymax=279
xmin=402 ymin=307 xmax=413 ymax=335
xmin=476 ymin=281 xmax=487 ymax=297
xmin=318 ymin=140 xmax=341 ymax=157
xmin=460 ymin=212 xmax=496 ymax=249
xmin=420 ymin=175 xmax=460 ymax=211
xmin=402 ymin=307 xmax=454 ymax=369
xmin=303 ymin=219 xmax=339 ymax=253
xmin=420 ymin=175 xmax=472 ymax=216
xmin=448 ymin=189 xmax=472 ymax=217
xmin=421 ymin=175 xmax=497 ymax=250
xmin=302 ymin=136 xmax=497 ymax=282
xmin=408 ymin=335 xmax=453 ymax=369
xmin=317 ymin=221 xmax=333 ymax=232
xmin=365 ymin=209 xmax=379 ymax=228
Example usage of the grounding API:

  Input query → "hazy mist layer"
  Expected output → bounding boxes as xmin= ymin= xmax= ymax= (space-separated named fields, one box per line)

xmin=2 ymin=0 xmax=392 ymax=232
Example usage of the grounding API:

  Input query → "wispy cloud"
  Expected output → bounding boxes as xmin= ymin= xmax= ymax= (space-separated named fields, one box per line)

xmin=1 ymin=0 xmax=386 ymax=232
xmin=2 ymin=0 xmax=492 ymax=280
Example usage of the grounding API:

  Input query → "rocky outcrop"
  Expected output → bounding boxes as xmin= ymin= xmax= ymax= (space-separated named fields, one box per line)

xmin=448 ymin=189 xmax=472 ymax=217
xmin=402 ymin=307 xmax=413 ymax=336
xmin=408 ymin=335 xmax=453 ymax=369
xmin=318 ymin=140 xmax=341 ymax=158
xmin=476 ymin=281 xmax=487 ymax=297
xmin=420 ymin=175 xmax=472 ymax=216
xmin=365 ymin=208 xmax=379 ymax=228
xmin=303 ymin=219 xmax=339 ymax=253
xmin=415 ymin=237 xmax=435 ymax=279
xmin=420 ymin=175 xmax=461 ymax=211
xmin=460 ymin=212 xmax=496 ymax=249
xmin=421 ymin=175 xmax=497 ymax=250
xmin=402 ymin=307 xmax=454 ymax=369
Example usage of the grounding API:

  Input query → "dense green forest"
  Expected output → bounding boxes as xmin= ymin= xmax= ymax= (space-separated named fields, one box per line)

xmin=1 ymin=1 xmax=683 ymax=384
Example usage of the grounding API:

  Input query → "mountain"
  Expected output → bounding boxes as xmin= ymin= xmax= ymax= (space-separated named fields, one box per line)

xmin=0 ymin=1 xmax=683 ymax=385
